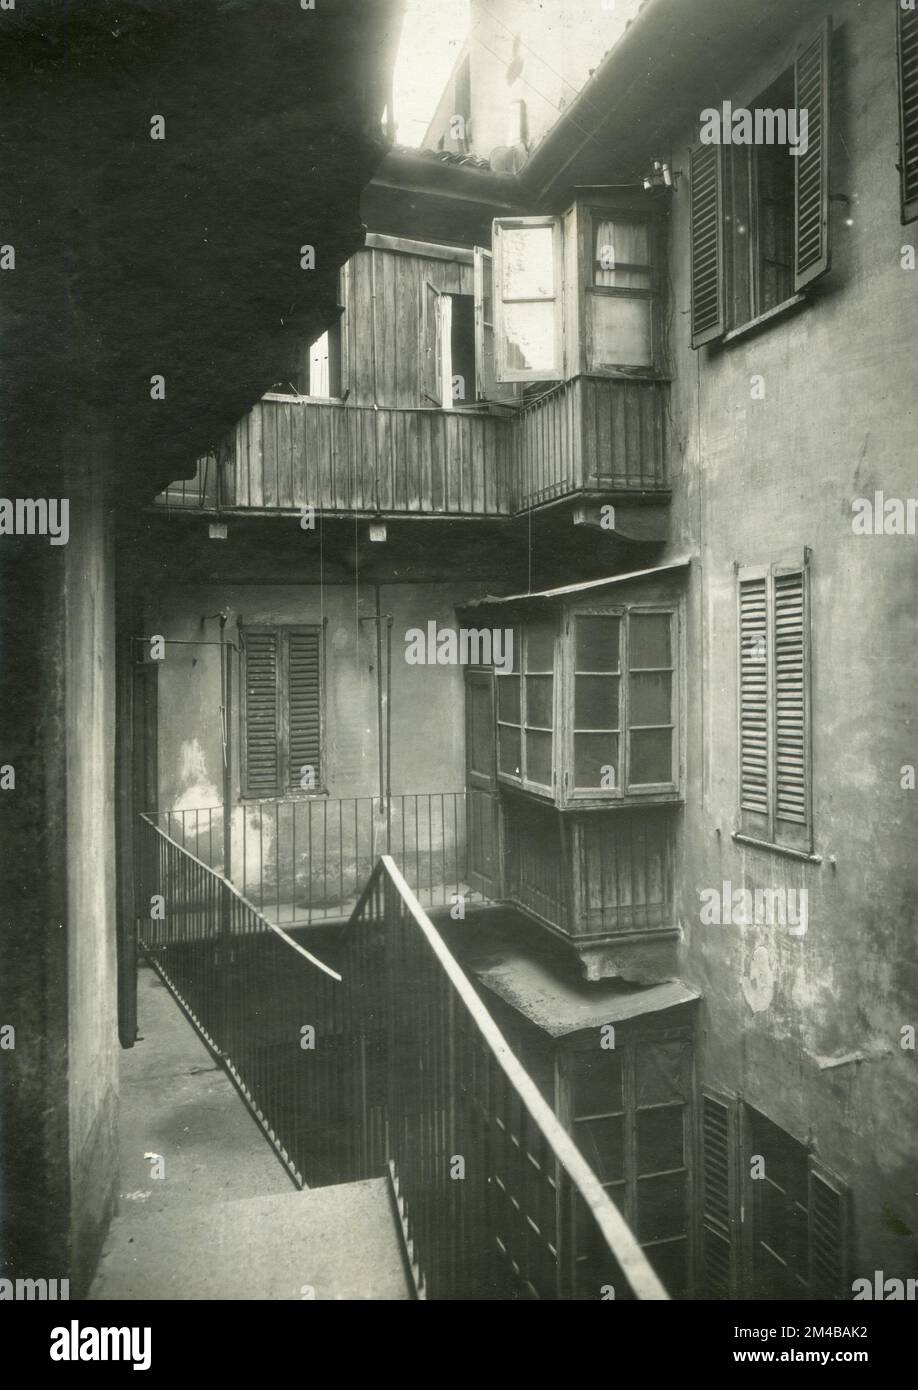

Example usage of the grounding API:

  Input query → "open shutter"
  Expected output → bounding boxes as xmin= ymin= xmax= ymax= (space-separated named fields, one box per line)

xmin=738 ymin=568 xmax=770 ymax=838
xmin=808 ymin=1159 xmax=849 ymax=1299
xmin=794 ymin=19 xmax=832 ymax=291
xmin=773 ymin=565 xmax=810 ymax=849
xmin=473 ymin=247 xmax=522 ymax=405
xmin=492 ymin=216 xmax=564 ymax=382
xmin=420 ymin=280 xmax=443 ymax=405
xmin=242 ymin=628 xmax=280 ymax=797
xmin=701 ymin=1089 xmax=741 ymax=1298
xmin=689 ymin=144 xmax=726 ymax=347
xmin=287 ymin=627 xmax=322 ymax=791
xmin=899 ymin=4 xmax=918 ymax=222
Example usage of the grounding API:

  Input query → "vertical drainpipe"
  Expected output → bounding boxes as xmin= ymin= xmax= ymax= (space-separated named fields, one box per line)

xmin=374 ymin=584 xmax=385 ymax=834
xmin=386 ymin=612 xmax=393 ymax=853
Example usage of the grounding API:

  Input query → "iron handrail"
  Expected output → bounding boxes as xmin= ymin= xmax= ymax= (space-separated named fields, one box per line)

xmin=356 ymin=854 xmax=669 ymax=1301
xmin=139 ymin=812 xmax=341 ymax=982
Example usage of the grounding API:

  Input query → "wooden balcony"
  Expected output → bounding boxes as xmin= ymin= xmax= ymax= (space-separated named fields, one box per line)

xmin=517 ymin=374 xmax=669 ymax=511
xmin=503 ymin=796 xmax=679 ymax=982
xmin=154 ymin=378 xmax=670 ymax=520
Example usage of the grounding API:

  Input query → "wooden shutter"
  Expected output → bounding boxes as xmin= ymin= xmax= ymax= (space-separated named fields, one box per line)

xmin=738 ymin=569 xmax=770 ymax=836
xmin=808 ymin=1159 xmax=849 ymax=1299
xmin=420 ymin=280 xmax=443 ymax=405
xmin=287 ymin=627 xmax=322 ymax=791
xmin=794 ymin=19 xmax=832 ymax=291
xmin=689 ymin=144 xmax=726 ymax=347
xmin=773 ymin=567 xmax=809 ymax=848
xmin=242 ymin=628 xmax=280 ymax=797
xmin=899 ymin=4 xmax=918 ymax=222
xmin=701 ymin=1090 xmax=741 ymax=1298
xmin=473 ymin=247 xmax=522 ymax=405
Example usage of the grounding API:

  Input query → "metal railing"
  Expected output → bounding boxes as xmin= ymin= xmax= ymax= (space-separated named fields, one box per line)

xmin=137 ymin=813 xmax=352 ymax=1186
xmin=150 ymin=791 xmax=477 ymax=925
xmin=342 ymin=856 xmax=669 ymax=1301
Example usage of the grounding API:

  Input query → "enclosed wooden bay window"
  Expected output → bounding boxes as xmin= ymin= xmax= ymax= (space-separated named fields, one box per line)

xmin=495 ymin=601 xmax=681 ymax=810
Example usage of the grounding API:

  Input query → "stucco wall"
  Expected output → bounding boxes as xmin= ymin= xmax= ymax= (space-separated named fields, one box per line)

xmin=660 ymin=0 xmax=918 ymax=1279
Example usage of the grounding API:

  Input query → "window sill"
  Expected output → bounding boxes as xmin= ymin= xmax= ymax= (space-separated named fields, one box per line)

xmin=732 ymin=831 xmax=821 ymax=864
xmin=722 ymin=294 xmax=807 ymax=345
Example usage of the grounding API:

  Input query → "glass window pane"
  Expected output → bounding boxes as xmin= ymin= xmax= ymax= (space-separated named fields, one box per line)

xmin=630 ymin=613 xmax=671 ymax=668
xmin=630 ymin=672 xmax=672 ymax=726
xmin=590 ymin=295 xmax=652 ymax=369
xmin=525 ymin=675 xmax=553 ymax=729
xmin=636 ymin=1039 xmax=692 ymax=1106
xmin=647 ymin=1239 xmax=688 ymax=1301
xmin=498 ymin=725 xmax=521 ymax=778
xmin=526 ymin=730 xmax=553 ymax=786
xmin=525 ymin=622 xmax=555 ymax=672
xmin=575 ymin=733 xmax=619 ymax=789
xmin=500 ymin=226 xmax=555 ymax=299
xmin=573 ymin=1051 xmax=624 ymax=1116
xmin=575 ymin=675 xmax=620 ymax=730
xmin=575 ymin=616 xmax=620 ymax=672
xmin=497 ymin=674 xmax=520 ymax=724
xmin=637 ymin=1106 xmax=685 ymax=1175
xmin=637 ymin=1172 xmax=686 ymax=1244
xmin=575 ymin=1116 xmax=625 ymax=1184
xmin=594 ymin=219 xmax=651 ymax=286
xmin=630 ymin=728 xmax=673 ymax=785
xmin=502 ymin=301 xmax=557 ymax=374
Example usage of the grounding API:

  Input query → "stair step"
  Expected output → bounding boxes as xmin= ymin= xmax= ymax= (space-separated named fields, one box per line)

xmin=89 ymin=1178 xmax=412 ymax=1301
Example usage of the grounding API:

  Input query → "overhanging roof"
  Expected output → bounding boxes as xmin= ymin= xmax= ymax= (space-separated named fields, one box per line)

xmin=466 ymin=558 xmax=692 ymax=609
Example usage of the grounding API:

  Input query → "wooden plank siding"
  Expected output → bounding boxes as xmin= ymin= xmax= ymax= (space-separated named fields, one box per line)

xmin=223 ymin=397 xmax=514 ymax=516
xmin=505 ymin=796 xmax=675 ymax=942
xmin=517 ymin=376 xmax=669 ymax=510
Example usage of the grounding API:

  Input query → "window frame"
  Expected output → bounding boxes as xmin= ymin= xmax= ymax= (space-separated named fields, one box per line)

xmin=689 ymin=18 xmax=832 ymax=347
xmin=496 ymin=619 xmax=558 ymax=798
xmin=578 ymin=204 xmax=662 ymax=375
xmin=239 ymin=622 xmax=326 ymax=800
xmin=563 ymin=602 xmax=682 ymax=807
xmin=492 ymin=215 xmax=565 ymax=383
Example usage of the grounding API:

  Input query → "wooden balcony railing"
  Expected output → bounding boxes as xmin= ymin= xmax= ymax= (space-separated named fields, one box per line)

xmin=154 ymin=378 xmax=669 ymax=520
xmin=223 ymin=396 xmax=514 ymax=516
xmin=517 ymin=375 xmax=669 ymax=510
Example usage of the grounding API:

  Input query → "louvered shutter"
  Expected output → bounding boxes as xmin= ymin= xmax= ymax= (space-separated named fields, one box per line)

xmin=899 ymin=4 xmax=918 ymax=222
xmin=701 ymin=1090 xmax=740 ymax=1298
xmin=794 ymin=19 xmax=832 ymax=291
xmin=242 ymin=629 xmax=280 ymax=797
xmin=773 ymin=567 xmax=809 ymax=848
xmin=690 ymin=144 xmax=726 ymax=347
xmin=738 ymin=569 xmax=770 ymax=837
xmin=473 ymin=248 xmax=522 ymax=405
xmin=808 ymin=1159 xmax=849 ymax=1299
xmin=287 ymin=628 xmax=321 ymax=791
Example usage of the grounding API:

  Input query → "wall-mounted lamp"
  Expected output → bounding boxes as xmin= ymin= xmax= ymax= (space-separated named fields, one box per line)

xmin=642 ymin=160 xmax=678 ymax=192
xmin=368 ymin=522 xmax=387 ymax=543
xmin=208 ymin=521 xmax=228 ymax=541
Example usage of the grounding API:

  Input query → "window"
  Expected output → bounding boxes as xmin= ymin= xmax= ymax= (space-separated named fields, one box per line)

xmin=573 ymin=1033 xmax=693 ymax=1299
xmin=586 ymin=212 xmax=656 ymax=370
xmin=492 ymin=217 xmax=564 ymax=381
xmin=497 ymin=620 xmax=556 ymax=793
xmin=898 ymin=2 xmax=918 ymax=223
xmin=737 ymin=558 xmax=811 ymax=852
xmin=689 ymin=19 xmax=831 ymax=346
xmin=569 ymin=607 xmax=679 ymax=801
xmin=240 ymin=625 xmax=323 ymax=798
xmin=701 ymin=1092 xmax=850 ymax=1300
